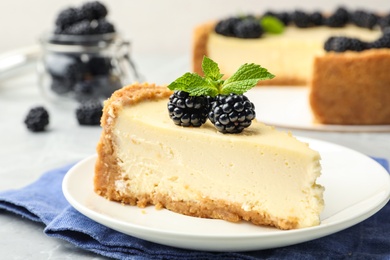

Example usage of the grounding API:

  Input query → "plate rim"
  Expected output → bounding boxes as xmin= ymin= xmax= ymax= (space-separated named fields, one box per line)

xmin=247 ymin=87 xmax=390 ymax=133
xmin=62 ymin=137 xmax=390 ymax=251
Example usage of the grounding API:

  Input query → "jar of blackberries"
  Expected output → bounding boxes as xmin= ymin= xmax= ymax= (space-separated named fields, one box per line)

xmin=38 ymin=32 xmax=140 ymax=104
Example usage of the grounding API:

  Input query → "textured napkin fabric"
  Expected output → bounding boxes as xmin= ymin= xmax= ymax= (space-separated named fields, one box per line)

xmin=0 ymin=159 xmax=389 ymax=260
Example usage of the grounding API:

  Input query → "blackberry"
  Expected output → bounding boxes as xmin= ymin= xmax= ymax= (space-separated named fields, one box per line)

xmin=324 ymin=36 xmax=367 ymax=52
xmin=325 ymin=7 xmax=349 ymax=27
xmin=208 ymin=94 xmax=255 ymax=134
xmin=91 ymin=75 xmax=122 ymax=98
xmin=94 ymin=19 xmax=115 ymax=34
xmin=62 ymin=20 xmax=94 ymax=35
xmin=310 ymin=11 xmax=324 ymax=26
xmin=233 ymin=19 xmax=263 ymax=38
xmin=44 ymin=53 xmax=76 ymax=78
xmin=76 ymin=101 xmax=103 ymax=125
xmin=54 ymin=26 xmax=64 ymax=35
xmin=73 ymin=80 xmax=96 ymax=102
xmin=263 ymin=11 xmax=291 ymax=25
xmin=50 ymin=75 xmax=73 ymax=94
xmin=81 ymin=1 xmax=108 ymax=20
xmin=348 ymin=38 xmax=368 ymax=51
xmin=48 ymin=57 xmax=87 ymax=94
xmin=87 ymin=56 xmax=112 ymax=75
xmin=351 ymin=10 xmax=378 ymax=29
xmin=215 ymin=17 xmax=241 ymax=37
xmin=167 ymin=91 xmax=210 ymax=127
xmin=55 ymin=7 xmax=83 ymax=27
xmin=64 ymin=60 xmax=87 ymax=83
xmin=24 ymin=106 xmax=49 ymax=132
xmin=292 ymin=10 xmax=312 ymax=28
xmin=378 ymin=14 xmax=390 ymax=31
xmin=275 ymin=12 xmax=291 ymax=25
xmin=369 ymin=33 xmax=390 ymax=49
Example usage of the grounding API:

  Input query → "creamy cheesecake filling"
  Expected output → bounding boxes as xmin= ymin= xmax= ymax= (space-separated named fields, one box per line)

xmin=112 ymin=98 xmax=324 ymax=228
xmin=208 ymin=25 xmax=382 ymax=83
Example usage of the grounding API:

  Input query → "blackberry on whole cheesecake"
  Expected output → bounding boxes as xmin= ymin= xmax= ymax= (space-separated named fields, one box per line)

xmin=263 ymin=11 xmax=291 ymax=26
xmin=233 ymin=18 xmax=264 ymax=38
xmin=324 ymin=36 xmax=367 ymax=52
xmin=325 ymin=7 xmax=350 ymax=27
xmin=379 ymin=14 xmax=390 ymax=31
xmin=291 ymin=10 xmax=326 ymax=28
xmin=215 ymin=17 xmax=241 ymax=37
xmin=292 ymin=10 xmax=312 ymax=28
xmin=310 ymin=11 xmax=324 ymax=26
xmin=369 ymin=32 xmax=390 ymax=48
xmin=167 ymin=56 xmax=274 ymax=133
xmin=351 ymin=10 xmax=378 ymax=29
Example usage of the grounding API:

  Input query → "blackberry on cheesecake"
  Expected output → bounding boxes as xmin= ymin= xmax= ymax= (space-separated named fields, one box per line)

xmin=167 ymin=56 xmax=273 ymax=133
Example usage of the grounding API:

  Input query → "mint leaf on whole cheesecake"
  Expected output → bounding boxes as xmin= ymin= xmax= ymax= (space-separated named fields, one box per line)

xmin=167 ymin=56 xmax=274 ymax=133
xmin=260 ymin=15 xmax=285 ymax=34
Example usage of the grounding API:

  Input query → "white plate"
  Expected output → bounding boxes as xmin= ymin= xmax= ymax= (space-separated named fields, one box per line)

xmin=246 ymin=87 xmax=390 ymax=132
xmin=62 ymin=137 xmax=390 ymax=252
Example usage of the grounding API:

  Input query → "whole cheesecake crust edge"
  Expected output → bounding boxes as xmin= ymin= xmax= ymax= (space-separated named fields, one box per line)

xmin=310 ymin=49 xmax=390 ymax=125
xmin=192 ymin=21 xmax=214 ymax=76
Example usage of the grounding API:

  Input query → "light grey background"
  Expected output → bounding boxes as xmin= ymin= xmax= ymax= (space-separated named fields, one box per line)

xmin=1 ymin=0 xmax=390 ymax=56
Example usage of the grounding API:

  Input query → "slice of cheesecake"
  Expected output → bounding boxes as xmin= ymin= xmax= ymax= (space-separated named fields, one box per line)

xmin=94 ymin=82 xmax=324 ymax=230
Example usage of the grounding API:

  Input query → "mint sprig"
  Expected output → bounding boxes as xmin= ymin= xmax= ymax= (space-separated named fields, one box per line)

xmin=168 ymin=56 xmax=274 ymax=97
xmin=260 ymin=15 xmax=285 ymax=34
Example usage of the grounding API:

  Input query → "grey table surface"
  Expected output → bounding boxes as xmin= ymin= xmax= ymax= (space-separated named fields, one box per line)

xmin=1 ymin=53 xmax=389 ymax=259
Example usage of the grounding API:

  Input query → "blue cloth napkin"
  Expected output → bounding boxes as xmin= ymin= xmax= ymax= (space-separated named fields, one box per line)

xmin=0 ymin=159 xmax=389 ymax=260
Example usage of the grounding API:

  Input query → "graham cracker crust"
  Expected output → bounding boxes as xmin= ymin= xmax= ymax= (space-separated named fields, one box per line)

xmin=310 ymin=49 xmax=390 ymax=125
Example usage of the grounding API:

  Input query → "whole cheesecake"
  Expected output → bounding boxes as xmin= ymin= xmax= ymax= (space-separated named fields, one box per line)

xmin=94 ymin=82 xmax=324 ymax=230
xmin=193 ymin=23 xmax=381 ymax=85
xmin=193 ymin=8 xmax=390 ymax=125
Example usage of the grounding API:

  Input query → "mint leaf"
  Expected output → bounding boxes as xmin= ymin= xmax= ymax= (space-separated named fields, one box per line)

xmin=167 ymin=72 xmax=218 ymax=96
xmin=260 ymin=15 xmax=284 ymax=34
xmin=202 ymin=56 xmax=223 ymax=81
xmin=221 ymin=63 xmax=275 ymax=95
xmin=167 ymin=56 xmax=275 ymax=97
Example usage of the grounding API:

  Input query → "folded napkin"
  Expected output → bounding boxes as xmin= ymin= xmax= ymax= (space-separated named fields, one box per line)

xmin=0 ymin=158 xmax=389 ymax=260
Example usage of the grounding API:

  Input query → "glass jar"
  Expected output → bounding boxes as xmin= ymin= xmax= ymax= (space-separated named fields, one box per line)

xmin=37 ymin=32 xmax=141 ymax=104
